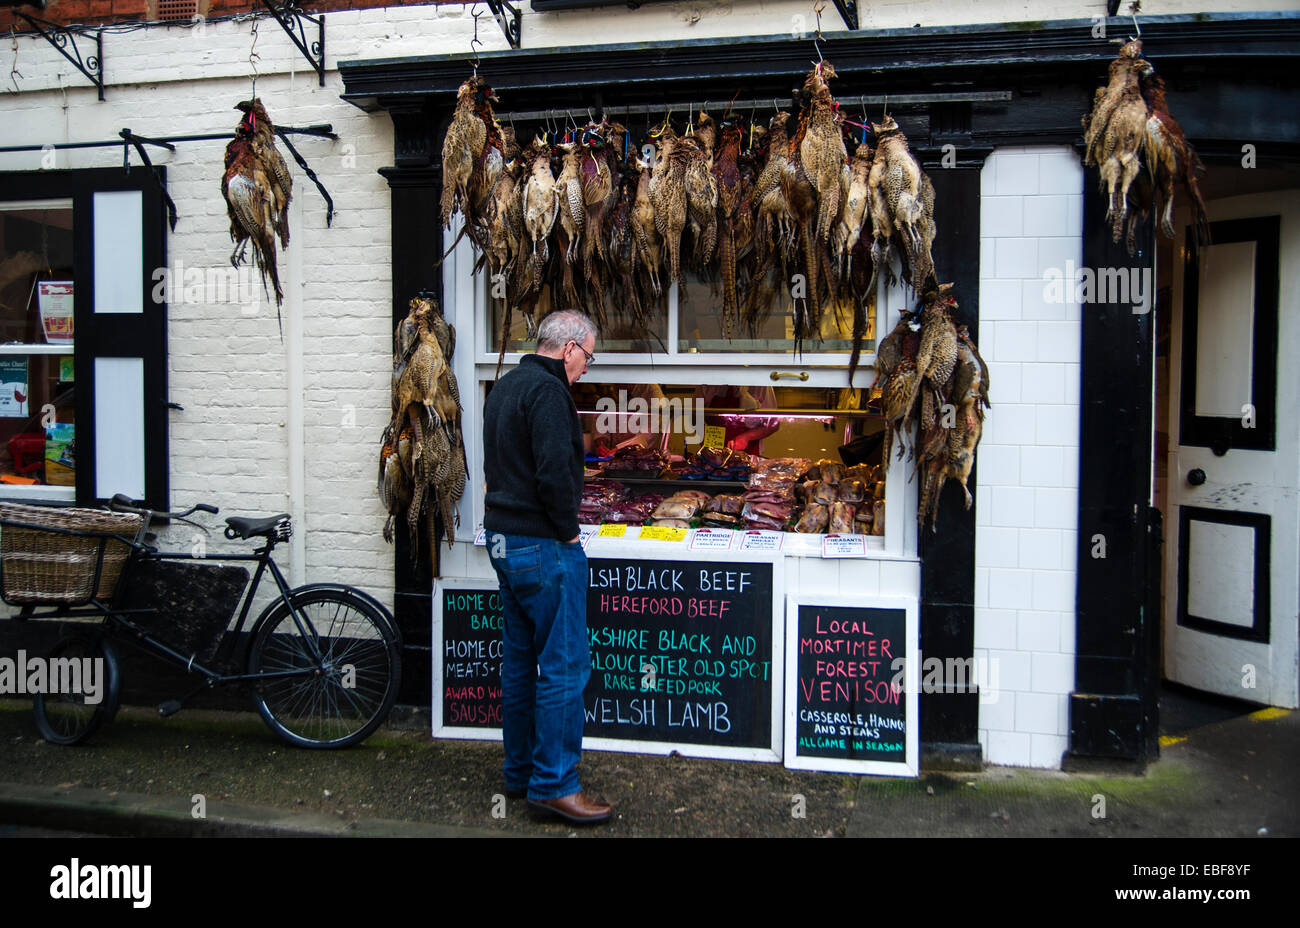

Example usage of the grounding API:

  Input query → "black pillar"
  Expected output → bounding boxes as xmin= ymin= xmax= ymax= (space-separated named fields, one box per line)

xmin=1068 ymin=167 xmax=1160 ymax=766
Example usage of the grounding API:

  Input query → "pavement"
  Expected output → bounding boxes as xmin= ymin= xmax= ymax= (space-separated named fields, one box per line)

xmin=0 ymin=685 xmax=1294 ymax=839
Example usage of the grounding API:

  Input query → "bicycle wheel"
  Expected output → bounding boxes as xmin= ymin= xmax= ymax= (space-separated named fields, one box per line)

xmin=33 ymin=633 xmax=121 ymax=746
xmin=247 ymin=589 xmax=401 ymax=749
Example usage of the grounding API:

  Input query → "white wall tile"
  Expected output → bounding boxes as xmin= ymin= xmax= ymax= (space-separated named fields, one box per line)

xmin=1062 ymin=362 xmax=1082 ymax=405
xmin=989 ymin=649 xmax=1032 ymax=692
xmin=1023 ymin=195 xmax=1071 ymax=237
xmin=1016 ymin=692 xmax=1061 ymax=735
xmin=1021 ymin=363 xmax=1066 ymax=404
xmin=976 ymin=526 xmax=1022 ymax=568
xmin=988 ymin=730 xmax=1033 ymax=767
xmin=1032 ymin=570 xmax=1075 ymax=612
xmin=1059 ymin=611 xmax=1077 ymax=654
xmin=1021 ymin=277 xmax=1066 ymax=321
xmin=981 ymin=196 xmax=1024 ymax=237
xmin=1020 ymin=529 xmax=1065 ymax=570
xmin=1037 ymin=236 xmax=1082 ymax=278
xmin=990 ymin=486 xmax=1035 ymax=528
xmin=1033 ymin=488 xmax=1078 ymax=530
xmin=1037 ymin=150 xmax=1084 ymax=195
xmin=979 ymin=444 xmax=1021 ymax=485
xmin=994 ymin=238 xmax=1039 ymax=279
xmin=980 ymin=278 xmax=1024 ymax=321
xmin=986 ymin=362 xmax=1022 ymax=404
xmin=990 ymin=321 xmax=1038 ymax=363
xmin=1035 ymin=404 xmax=1081 ymax=446
xmin=976 ymin=567 xmax=989 ymax=608
xmin=1030 ymin=734 xmax=1069 ymax=768
xmin=975 ymin=606 xmax=1019 ymax=650
xmin=988 ymin=568 xmax=1034 ymax=609
xmin=1035 ymin=321 xmax=1082 ymax=363
xmin=981 ymin=687 xmax=1016 ymax=731
xmin=1021 ymin=446 xmax=1064 ymax=487
xmin=1031 ymin=651 xmax=1075 ymax=694
xmin=995 ymin=153 xmax=1041 ymax=196
xmin=991 ymin=404 xmax=1037 ymax=446
xmin=1017 ymin=610 xmax=1063 ymax=652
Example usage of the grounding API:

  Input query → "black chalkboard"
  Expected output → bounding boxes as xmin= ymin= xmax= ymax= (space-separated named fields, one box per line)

xmin=437 ymin=586 xmax=503 ymax=729
xmin=583 ymin=556 xmax=775 ymax=751
xmin=434 ymin=557 xmax=779 ymax=757
xmin=791 ymin=602 xmax=909 ymax=765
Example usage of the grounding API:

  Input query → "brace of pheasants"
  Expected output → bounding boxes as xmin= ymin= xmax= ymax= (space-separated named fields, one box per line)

xmin=379 ymin=297 xmax=467 ymax=575
xmin=1082 ymin=39 xmax=1210 ymax=255
xmin=872 ymin=286 xmax=990 ymax=528
xmin=222 ymin=98 xmax=292 ymax=333
xmin=440 ymin=75 xmax=504 ymax=254
xmin=866 ymin=114 xmax=937 ymax=296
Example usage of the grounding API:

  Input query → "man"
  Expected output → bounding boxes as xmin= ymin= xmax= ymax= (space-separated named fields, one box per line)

xmin=482 ymin=309 xmax=611 ymax=824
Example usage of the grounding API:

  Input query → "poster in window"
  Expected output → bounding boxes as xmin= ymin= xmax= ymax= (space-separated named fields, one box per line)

xmin=0 ymin=357 xmax=29 ymax=418
xmin=37 ymin=281 xmax=74 ymax=345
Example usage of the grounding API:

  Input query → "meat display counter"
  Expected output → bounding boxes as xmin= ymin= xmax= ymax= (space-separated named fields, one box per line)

xmin=569 ymin=382 xmax=890 ymax=555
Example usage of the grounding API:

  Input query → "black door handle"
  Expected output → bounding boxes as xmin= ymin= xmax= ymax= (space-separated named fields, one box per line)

xmin=1188 ymin=468 xmax=1207 ymax=486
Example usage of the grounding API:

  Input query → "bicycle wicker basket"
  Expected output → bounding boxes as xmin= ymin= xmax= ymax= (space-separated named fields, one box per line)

xmin=0 ymin=503 xmax=142 ymax=606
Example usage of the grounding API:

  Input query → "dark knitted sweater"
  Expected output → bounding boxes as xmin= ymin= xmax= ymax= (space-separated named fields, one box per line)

xmin=482 ymin=353 xmax=583 ymax=541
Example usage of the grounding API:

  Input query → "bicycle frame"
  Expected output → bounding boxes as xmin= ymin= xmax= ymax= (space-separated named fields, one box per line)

xmin=11 ymin=529 xmax=329 ymax=689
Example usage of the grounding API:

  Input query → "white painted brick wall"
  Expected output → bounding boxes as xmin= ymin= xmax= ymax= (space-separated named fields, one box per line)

xmin=975 ymin=146 xmax=1083 ymax=770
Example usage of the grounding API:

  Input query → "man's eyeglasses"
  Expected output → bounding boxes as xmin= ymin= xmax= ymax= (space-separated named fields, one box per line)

xmin=569 ymin=340 xmax=595 ymax=366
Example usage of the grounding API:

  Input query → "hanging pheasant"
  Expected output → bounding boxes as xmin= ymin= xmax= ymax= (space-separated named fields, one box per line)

xmin=866 ymin=114 xmax=937 ymax=295
xmin=380 ymin=296 xmax=467 ymax=574
xmin=1082 ymin=40 xmax=1154 ymax=250
xmin=222 ymin=98 xmax=292 ymax=332
xmin=440 ymin=75 xmax=503 ymax=252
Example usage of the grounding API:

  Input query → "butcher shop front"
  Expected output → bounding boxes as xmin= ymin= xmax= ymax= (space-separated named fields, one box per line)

xmin=340 ymin=10 xmax=1300 ymax=771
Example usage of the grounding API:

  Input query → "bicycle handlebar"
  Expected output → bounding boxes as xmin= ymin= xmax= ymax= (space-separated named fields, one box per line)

xmin=108 ymin=494 xmax=220 ymax=522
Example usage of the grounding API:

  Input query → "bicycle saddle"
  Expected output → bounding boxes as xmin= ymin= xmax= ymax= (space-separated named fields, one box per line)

xmin=224 ymin=514 xmax=292 ymax=541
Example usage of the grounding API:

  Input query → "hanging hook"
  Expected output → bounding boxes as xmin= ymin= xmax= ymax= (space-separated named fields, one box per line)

xmin=248 ymin=16 xmax=261 ymax=103
xmin=813 ymin=0 xmax=825 ymax=62
xmin=8 ymin=25 xmax=22 ymax=94
xmin=470 ymin=3 xmax=484 ymax=74
xmin=1128 ymin=0 xmax=1142 ymax=38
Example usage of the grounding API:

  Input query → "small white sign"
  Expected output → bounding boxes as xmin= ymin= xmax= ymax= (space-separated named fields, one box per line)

xmin=822 ymin=534 xmax=867 ymax=558
xmin=579 ymin=525 xmax=599 ymax=549
xmin=690 ymin=528 xmax=735 ymax=550
xmin=473 ymin=528 xmax=487 ymax=546
xmin=738 ymin=530 xmax=784 ymax=552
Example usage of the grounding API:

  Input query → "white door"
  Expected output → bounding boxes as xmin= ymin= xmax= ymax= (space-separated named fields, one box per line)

xmin=1164 ymin=191 xmax=1300 ymax=709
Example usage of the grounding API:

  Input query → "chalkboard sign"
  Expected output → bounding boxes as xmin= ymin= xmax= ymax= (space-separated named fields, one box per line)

xmin=784 ymin=594 xmax=919 ymax=776
xmin=432 ymin=579 xmax=505 ymax=740
xmin=432 ymin=551 xmax=784 ymax=761
xmin=582 ymin=552 xmax=782 ymax=760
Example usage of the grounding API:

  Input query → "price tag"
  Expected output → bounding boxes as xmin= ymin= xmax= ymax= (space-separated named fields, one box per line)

xmin=702 ymin=425 xmax=726 ymax=449
xmin=579 ymin=525 xmax=599 ymax=549
xmin=598 ymin=523 xmax=627 ymax=538
xmin=690 ymin=528 xmax=735 ymax=550
xmin=822 ymin=534 xmax=867 ymax=558
xmin=638 ymin=525 xmax=687 ymax=542
xmin=738 ymin=530 xmax=784 ymax=551
xmin=473 ymin=528 xmax=487 ymax=546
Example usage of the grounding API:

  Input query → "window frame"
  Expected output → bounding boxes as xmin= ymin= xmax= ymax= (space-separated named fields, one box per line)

xmin=0 ymin=167 xmax=170 ymax=510
xmin=444 ymin=228 xmax=919 ymax=559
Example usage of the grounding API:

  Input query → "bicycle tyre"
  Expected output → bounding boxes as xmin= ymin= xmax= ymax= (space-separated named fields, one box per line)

xmin=33 ymin=633 xmax=121 ymax=746
xmin=247 ymin=589 xmax=401 ymax=749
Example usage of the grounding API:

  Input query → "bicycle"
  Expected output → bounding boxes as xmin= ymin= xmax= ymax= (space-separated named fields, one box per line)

xmin=0 ymin=494 xmax=402 ymax=749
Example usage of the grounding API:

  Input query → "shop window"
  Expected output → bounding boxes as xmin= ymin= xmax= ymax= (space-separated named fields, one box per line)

xmin=0 ymin=170 xmax=170 ymax=509
xmin=486 ymin=270 xmax=872 ymax=359
xmin=0 ymin=201 xmax=76 ymax=500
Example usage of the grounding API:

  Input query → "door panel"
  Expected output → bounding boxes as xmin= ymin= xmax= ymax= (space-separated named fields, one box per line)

xmin=1165 ymin=192 xmax=1299 ymax=709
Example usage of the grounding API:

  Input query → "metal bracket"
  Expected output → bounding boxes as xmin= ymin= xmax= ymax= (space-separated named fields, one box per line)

xmin=13 ymin=12 xmax=104 ymax=101
xmin=256 ymin=0 xmax=326 ymax=87
xmin=829 ymin=0 xmax=858 ymax=31
xmin=119 ymin=129 xmax=179 ymax=231
xmin=483 ymin=0 xmax=522 ymax=50
xmin=274 ymin=128 xmax=335 ymax=227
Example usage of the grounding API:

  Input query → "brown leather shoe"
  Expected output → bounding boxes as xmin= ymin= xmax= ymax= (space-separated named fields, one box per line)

xmin=527 ymin=791 xmax=612 ymax=824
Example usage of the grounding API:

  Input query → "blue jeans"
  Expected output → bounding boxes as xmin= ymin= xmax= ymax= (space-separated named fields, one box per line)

xmin=487 ymin=532 xmax=590 ymax=800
